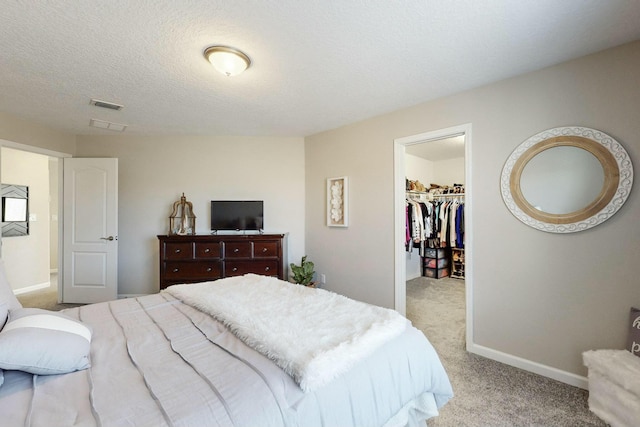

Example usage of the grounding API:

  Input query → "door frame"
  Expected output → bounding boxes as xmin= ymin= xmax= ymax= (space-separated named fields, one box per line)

xmin=0 ymin=139 xmax=71 ymax=302
xmin=393 ymin=123 xmax=473 ymax=350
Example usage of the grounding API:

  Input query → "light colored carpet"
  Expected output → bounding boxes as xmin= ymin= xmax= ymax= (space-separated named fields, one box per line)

xmin=406 ymin=276 xmax=605 ymax=427
xmin=16 ymin=274 xmax=84 ymax=311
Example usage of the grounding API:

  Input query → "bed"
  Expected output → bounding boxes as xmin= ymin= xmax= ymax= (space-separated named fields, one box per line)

xmin=0 ymin=265 xmax=452 ymax=427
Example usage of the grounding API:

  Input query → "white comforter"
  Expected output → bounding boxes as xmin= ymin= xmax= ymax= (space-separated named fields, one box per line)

xmin=166 ymin=274 xmax=409 ymax=392
xmin=0 ymin=282 xmax=453 ymax=427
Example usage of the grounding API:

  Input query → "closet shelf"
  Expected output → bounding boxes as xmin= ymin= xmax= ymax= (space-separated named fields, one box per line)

xmin=451 ymin=247 xmax=465 ymax=279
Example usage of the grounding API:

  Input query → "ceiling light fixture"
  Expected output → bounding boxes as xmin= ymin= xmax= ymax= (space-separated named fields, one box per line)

xmin=203 ymin=45 xmax=251 ymax=77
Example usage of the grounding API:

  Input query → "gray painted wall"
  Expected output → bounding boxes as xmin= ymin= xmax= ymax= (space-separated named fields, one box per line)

xmin=75 ymin=135 xmax=306 ymax=296
xmin=305 ymin=41 xmax=640 ymax=379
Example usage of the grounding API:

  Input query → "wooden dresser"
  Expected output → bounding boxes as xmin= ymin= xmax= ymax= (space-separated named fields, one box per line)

xmin=157 ymin=233 xmax=288 ymax=289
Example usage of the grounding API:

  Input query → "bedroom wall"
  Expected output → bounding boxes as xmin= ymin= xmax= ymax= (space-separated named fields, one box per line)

xmin=1 ymin=148 xmax=50 ymax=293
xmin=0 ymin=111 xmax=76 ymax=155
xmin=75 ymin=135 xmax=305 ymax=296
xmin=305 ymin=40 xmax=640 ymax=380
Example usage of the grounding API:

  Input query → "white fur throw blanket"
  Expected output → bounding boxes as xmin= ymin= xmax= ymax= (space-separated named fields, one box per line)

xmin=166 ymin=274 xmax=408 ymax=392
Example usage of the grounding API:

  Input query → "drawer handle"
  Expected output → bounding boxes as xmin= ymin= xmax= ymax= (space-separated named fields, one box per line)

xmin=206 ymin=267 xmax=212 ymax=272
xmin=232 ymin=267 xmax=238 ymax=272
xmin=175 ymin=249 xmax=181 ymax=253
xmin=204 ymin=248 xmax=210 ymax=253
xmin=262 ymin=248 xmax=268 ymax=253
xmin=233 ymin=248 xmax=240 ymax=253
xmin=264 ymin=266 xmax=270 ymax=271
xmin=173 ymin=268 xmax=179 ymax=273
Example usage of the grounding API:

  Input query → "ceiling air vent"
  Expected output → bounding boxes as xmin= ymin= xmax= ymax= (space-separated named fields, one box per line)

xmin=90 ymin=119 xmax=127 ymax=132
xmin=90 ymin=98 xmax=123 ymax=111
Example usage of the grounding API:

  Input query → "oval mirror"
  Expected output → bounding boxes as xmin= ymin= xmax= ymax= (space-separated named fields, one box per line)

xmin=500 ymin=126 xmax=633 ymax=233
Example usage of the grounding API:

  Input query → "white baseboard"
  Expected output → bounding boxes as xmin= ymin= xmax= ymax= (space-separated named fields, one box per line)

xmin=13 ymin=282 xmax=51 ymax=295
xmin=467 ymin=342 xmax=589 ymax=390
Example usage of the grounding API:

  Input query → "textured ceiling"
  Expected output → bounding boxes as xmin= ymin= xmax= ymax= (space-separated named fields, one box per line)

xmin=1 ymin=1 xmax=639 ymax=137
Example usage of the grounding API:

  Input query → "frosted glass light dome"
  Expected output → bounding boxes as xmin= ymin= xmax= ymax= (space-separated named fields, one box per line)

xmin=204 ymin=46 xmax=251 ymax=77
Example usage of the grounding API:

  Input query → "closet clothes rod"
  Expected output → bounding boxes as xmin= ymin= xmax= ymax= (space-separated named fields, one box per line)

xmin=430 ymin=193 xmax=465 ymax=198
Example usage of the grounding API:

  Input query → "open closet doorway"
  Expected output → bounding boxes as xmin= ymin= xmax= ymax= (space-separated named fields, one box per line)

xmin=405 ymin=137 xmax=465 ymax=279
xmin=393 ymin=123 xmax=473 ymax=350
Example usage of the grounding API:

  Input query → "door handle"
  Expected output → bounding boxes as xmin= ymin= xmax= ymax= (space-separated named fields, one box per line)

xmin=100 ymin=236 xmax=115 ymax=241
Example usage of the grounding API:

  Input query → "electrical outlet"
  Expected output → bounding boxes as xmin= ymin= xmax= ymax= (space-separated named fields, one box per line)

xmin=320 ymin=274 xmax=326 ymax=284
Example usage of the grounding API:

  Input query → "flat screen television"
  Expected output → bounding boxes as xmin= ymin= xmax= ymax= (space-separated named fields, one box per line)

xmin=211 ymin=200 xmax=264 ymax=231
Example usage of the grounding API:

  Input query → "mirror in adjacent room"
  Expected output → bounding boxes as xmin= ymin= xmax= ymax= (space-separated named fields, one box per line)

xmin=1 ymin=183 xmax=30 ymax=237
xmin=500 ymin=126 xmax=633 ymax=233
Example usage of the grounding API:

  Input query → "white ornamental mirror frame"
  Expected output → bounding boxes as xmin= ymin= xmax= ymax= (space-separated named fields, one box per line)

xmin=500 ymin=126 xmax=633 ymax=233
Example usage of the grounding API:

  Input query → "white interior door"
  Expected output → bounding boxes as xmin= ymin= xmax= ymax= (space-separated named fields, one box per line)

xmin=62 ymin=158 xmax=118 ymax=303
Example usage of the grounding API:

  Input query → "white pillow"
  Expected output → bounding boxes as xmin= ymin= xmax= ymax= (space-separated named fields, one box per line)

xmin=0 ymin=308 xmax=92 ymax=375
xmin=0 ymin=302 xmax=8 ymax=331
xmin=0 ymin=259 xmax=22 ymax=329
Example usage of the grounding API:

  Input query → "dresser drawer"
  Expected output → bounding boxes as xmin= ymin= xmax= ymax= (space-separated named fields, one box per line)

xmin=253 ymin=241 xmax=278 ymax=258
xmin=164 ymin=261 xmax=222 ymax=279
xmin=158 ymin=234 xmax=287 ymax=290
xmin=226 ymin=260 xmax=279 ymax=277
xmin=224 ymin=242 xmax=252 ymax=258
xmin=164 ymin=242 xmax=193 ymax=260
xmin=195 ymin=242 xmax=221 ymax=258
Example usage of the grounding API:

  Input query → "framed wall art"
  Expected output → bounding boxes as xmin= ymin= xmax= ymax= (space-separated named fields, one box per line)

xmin=327 ymin=176 xmax=348 ymax=227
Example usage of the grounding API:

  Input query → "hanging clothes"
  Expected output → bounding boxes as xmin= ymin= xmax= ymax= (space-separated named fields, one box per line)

xmin=405 ymin=195 xmax=430 ymax=255
xmin=405 ymin=194 xmax=464 ymax=250
xmin=455 ymin=203 xmax=465 ymax=248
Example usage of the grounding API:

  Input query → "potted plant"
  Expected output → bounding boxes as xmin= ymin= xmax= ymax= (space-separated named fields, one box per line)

xmin=290 ymin=255 xmax=316 ymax=287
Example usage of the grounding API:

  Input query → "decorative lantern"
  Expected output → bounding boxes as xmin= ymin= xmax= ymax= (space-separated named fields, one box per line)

xmin=169 ymin=193 xmax=196 ymax=235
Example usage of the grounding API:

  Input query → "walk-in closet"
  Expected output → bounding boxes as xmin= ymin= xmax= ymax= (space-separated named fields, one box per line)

xmin=404 ymin=136 xmax=465 ymax=283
